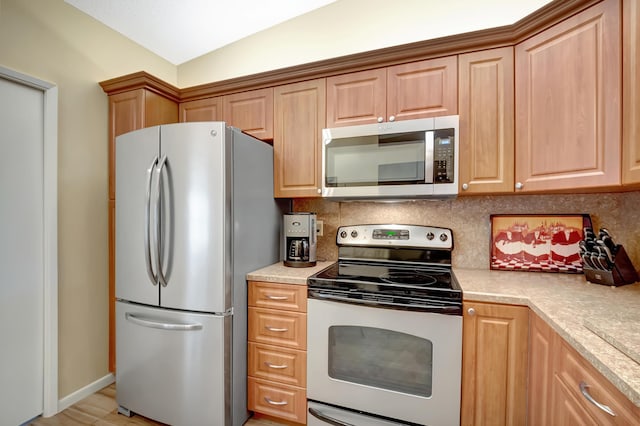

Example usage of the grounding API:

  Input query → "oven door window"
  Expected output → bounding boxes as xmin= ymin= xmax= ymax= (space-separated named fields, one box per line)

xmin=324 ymin=133 xmax=427 ymax=187
xmin=328 ymin=325 xmax=433 ymax=397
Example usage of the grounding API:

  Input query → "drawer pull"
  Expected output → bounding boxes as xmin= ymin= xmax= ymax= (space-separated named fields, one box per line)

xmin=264 ymin=361 xmax=288 ymax=369
xmin=579 ymin=381 xmax=616 ymax=417
xmin=265 ymin=294 xmax=289 ymax=300
xmin=264 ymin=397 xmax=288 ymax=406
xmin=265 ymin=325 xmax=289 ymax=332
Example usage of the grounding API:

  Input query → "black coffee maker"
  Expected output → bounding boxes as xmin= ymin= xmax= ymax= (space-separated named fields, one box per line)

xmin=283 ymin=212 xmax=317 ymax=267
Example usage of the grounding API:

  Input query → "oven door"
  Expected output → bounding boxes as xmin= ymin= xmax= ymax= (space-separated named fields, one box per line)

xmin=307 ymin=298 xmax=462 ymax=426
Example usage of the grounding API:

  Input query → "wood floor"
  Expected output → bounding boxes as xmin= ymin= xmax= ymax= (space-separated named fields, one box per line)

xmin=30 ymin=384 xmax=284 ymax=426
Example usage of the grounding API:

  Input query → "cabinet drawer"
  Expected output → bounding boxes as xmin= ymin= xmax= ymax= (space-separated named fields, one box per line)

xmin=249 ymin=342 xmax=306 ymax=387
xmin=248 ymin=307 xmax=307 ymax=350
xmin=249 ymin=281 xmax=307 ymax=312
xmin=554 ymin=339 xmax=639 ymax=424
xmin=248 ymin=377 xmax=306 ymax=424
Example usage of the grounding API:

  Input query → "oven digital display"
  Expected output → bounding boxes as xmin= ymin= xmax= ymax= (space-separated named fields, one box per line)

xmin=372 ymin=229 xmax=410 ymax=240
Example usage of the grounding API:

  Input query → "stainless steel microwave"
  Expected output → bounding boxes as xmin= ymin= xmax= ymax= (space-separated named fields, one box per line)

xmin=322 ymin=115 xmax=459 ymax=200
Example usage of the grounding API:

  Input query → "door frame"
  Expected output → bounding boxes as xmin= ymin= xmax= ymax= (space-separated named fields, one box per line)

xmin=0 ymin=66 xmax=58 ymax=416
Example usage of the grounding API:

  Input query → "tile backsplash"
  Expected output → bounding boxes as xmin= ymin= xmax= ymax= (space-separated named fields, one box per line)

xmin=294 ymin=191 xmax=640 ymax=271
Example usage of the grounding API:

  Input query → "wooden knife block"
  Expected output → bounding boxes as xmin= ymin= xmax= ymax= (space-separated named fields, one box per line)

xmin=583 ymin=245 xmax=639 ymax=286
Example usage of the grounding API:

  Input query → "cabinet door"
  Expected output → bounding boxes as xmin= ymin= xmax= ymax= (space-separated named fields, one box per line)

xmin=458 ymin=47 xmax=514 ymax=194
xmin=223 ymin=88 xmax=273 ymax=140
xmin=461 ymin=302 xmax=528 ymax=426
xmin=326 ymin=68 xmax=386 ymax=127
xmin=527 ymin=311 xmax=555 ymax=426
xmin=387 ymin=56 xmax=457 ymax=121
xmin=515 ymin=0 xmax=621 ymax=192
xmin=623 ymin=0 xmax=640 ymax=185
xmin=273 ymin=79 xmax=325 ymax=198
xmin=179 ymin=97 xmax=223 ymax=123
xmin=108 ymin=90 xmax=144 ymax=201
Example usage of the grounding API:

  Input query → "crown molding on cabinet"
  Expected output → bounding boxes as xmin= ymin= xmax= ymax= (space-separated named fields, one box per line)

xmin=100 ymin=0 xmax=600 ymax=101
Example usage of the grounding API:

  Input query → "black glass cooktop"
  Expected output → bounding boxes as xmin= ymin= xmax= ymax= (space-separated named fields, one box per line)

xmin=307 ymin=260 xmax=462 ymax=313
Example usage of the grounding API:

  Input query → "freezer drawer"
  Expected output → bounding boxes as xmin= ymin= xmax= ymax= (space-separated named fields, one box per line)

xmin=116 ymin=301 xmax=230 ymax=425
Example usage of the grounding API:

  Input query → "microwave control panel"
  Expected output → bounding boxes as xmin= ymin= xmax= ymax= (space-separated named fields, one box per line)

xmin=433 ymin=128 xmax=455 ymax=183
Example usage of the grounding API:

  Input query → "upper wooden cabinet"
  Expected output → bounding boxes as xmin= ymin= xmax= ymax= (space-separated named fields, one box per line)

xmin=273 ymin=79 xmax=326 ymax=198
xmin=458 ymin=47 xmax=515 ymax=194
xmin=326 ymin=56 xmax=458 ymax=128
xmin=515 ymin=0 xmax=621 ymax=193
xmin=623 ymin=0 xmax=640 ymax=186
xmin=223 ymin=88 xmax=274 ymax=140
xmin=180 ymin=88 xmax=273 ymax=140
xmin=179 ymin=96 xmax=223 ymax=122
xmin=461 ymin=301 xmax=529 ymax=426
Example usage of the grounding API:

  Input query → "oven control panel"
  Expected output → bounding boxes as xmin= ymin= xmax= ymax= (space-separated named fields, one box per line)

xmin=337 ymin=224 xmax=453 ymax=250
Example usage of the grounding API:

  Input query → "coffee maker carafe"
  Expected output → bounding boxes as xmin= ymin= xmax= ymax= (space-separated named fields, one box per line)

xmin=284 ymin=212 xmax=317 ymax=267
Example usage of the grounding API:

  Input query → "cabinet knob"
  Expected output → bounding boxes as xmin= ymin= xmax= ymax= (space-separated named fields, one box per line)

xmin=317 ymin=188 xmax=322 ymax=194
xmin=467 ymin=307 xmax=476 ymax=316
xmin=377 ymin=117 xmax=384 ymax=123
xmin=388 ymin=115 xmax=395 ymax=122
xmin=515 ymin=182 xmax=524 ymax=190
xmin=462 ymin=183 xmax=469 ymax=191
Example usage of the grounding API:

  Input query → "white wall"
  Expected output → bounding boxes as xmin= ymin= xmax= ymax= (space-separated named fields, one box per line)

xmin=178 ymin=0 xmax=551 ymax=86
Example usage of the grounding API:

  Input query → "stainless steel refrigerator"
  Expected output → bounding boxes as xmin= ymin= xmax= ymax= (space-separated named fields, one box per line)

xmin=115 ymin=122 xmax=288 ymax=425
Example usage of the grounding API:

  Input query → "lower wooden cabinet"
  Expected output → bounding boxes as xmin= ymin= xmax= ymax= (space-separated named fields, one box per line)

xmin=248 ymin=281 xmax=307 ymax=424
xmin=529 ymin=312 xmax=640 ymax=425
xmin=461 ymin=301 xmax=529 ymax=426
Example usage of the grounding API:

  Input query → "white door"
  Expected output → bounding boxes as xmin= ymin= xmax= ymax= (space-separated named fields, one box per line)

xmin=0 ymin=76 xmax=45 ymax=424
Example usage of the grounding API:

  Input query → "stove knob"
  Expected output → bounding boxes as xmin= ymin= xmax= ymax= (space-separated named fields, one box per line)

xmin=439 ymin=233 xmax=448 ymax=242
xmin=340 ymin=230 xmax=347 ymax=239
xmin=426 ymin=232 xmax=435 ymax=240
xmin=351 ymin=230 xmax=358 ymax=238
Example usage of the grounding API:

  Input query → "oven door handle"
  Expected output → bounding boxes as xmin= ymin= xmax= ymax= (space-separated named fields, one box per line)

xmin=308 ymin=407 xmax=356 ymax=426
xmin=311 ymin=291 xmax=460 ymax=313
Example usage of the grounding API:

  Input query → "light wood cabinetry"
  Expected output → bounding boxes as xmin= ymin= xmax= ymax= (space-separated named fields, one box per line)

xmin=326 ymin=56 xmax=457 ymax=128
xmin=273 ymin=79 xmax=325 ymax=198
xmin=180 ymin=88 xmax=273 ymax=140
xmin=514 ymin=0 xmax=621 ymax=193
xmin=100 ymin=75 xmax=179 ymax=372
xmin=247 ymin=281 xmax=307 ymax=424
xmin=461 ymin=301 xmax=529 ymax=426
xmin=527 ymin=311 xmax=555 ymax=425
xmin=529 ymin=311 xmax=640 ymax=424
xmin=458 ymin=47 xmax=515 ymax=194
xmin=623 ymin=0 xmax=640 ymax=186
xmin=179 ymin=96 xmax=223 ymax=122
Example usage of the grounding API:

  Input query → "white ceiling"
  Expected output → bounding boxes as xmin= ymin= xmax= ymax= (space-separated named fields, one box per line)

xmin=65 ymin=0 xmax=337 ymax=65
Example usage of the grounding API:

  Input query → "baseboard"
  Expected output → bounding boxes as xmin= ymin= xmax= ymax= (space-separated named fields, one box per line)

xmin=56 ymin=373 xmax=115 ymax=413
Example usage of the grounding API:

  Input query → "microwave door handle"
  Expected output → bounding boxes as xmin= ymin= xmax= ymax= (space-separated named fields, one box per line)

xmin=424 ymin=130 xmax=434 ymax=183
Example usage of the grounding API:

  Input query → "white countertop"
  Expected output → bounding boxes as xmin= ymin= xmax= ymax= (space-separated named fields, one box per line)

xmin=247 ymin=262 xmax=640 ymax=407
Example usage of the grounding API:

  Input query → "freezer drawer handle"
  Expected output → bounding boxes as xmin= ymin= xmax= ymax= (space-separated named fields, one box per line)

xmin=264 ymin=397 xmax=288 ymax=406
xmin=145 ymin=156 xmax=159 ymax=286
xmin=579 ymin=381 xmax=616 ymax=416
xmin=308 ymin=407 xmax=355 ymax=426
xmin=265 ymin=294 xmax=289 ymax=301
xmin=125 ymin=313 xmax=203 ymax=331
xmin=265 ymin=325 xmax=289 ymax=332
xmin=264 ymin=361 xmax=288 ymax=369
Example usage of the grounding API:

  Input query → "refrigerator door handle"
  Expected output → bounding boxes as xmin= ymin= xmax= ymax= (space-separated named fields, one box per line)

xmin=125 ymin=312 xmax=203 ymax=331
xmin=155 ymin=154 xmax=169 ymax=288
xmin=145 ymin=156 xmax=159 ymax=286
